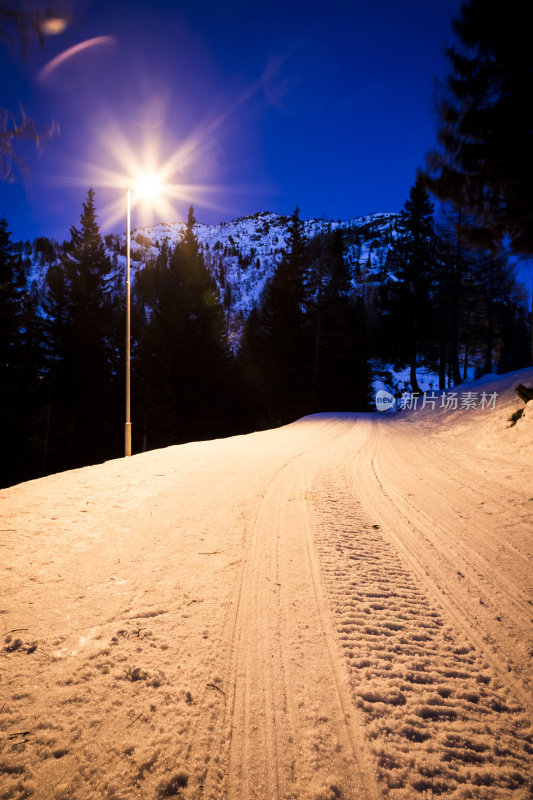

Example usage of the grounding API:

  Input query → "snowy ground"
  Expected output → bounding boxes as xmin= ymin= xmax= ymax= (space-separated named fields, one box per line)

xmin=1 ymin=369 xmax=532 ymax=800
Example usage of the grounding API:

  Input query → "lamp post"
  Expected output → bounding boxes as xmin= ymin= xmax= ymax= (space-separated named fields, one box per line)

xmin=125 ymin=187 xmax=132 ymax=456
xmin=124 ymin=173 xmax=162 ymax=457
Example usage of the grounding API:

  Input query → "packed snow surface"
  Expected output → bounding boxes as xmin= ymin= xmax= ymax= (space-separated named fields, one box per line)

xmin=1 ymin=369 xmax=532 ymax=799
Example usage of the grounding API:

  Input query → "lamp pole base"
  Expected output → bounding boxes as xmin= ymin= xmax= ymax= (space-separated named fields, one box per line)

xmin=125 ymin=422 xmax=132 ymax=457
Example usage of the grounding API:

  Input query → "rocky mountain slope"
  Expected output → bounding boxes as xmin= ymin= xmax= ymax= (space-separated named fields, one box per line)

xmin=117 ymin=210 xmax=398 ymax=335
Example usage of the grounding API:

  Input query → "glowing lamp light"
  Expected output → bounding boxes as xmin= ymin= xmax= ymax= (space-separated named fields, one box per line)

xmin=134 ymin=172 xmax=161 ymax=200
xmin=86 ymin=126 xmax=212 ymax=457
xmin=41 ymin=17 xmax=68 ymax=35
xmin=124 ymin=170 xmax=164 ymax=458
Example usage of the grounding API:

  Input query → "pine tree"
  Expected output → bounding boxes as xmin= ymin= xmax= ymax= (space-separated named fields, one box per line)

xmin=379 ymin=177 xmax=436 ymax=394
xmin=496 ymin=287 xmax=531 ymax=374
xmin=42 ymin=188 xmax=120 ymax=470
xmin=0 ymin=219 xmax=29 ymax=486
xmin=241 ymin=207 xmax=311 ymax=424
xmin=0 ymin=218 xmax=24 ymax=380
xmin=307 ymin=228 xmax=372 ymax=410
xmin=424 ymin=0 xmax=533 ymax=254
xmin=0 ymin=219 xmax=47 ymax=486
xmin=433 ymin=205 xmax=478 ymax=388
xmin=33 ymin=236 xmax=57 ymax=267
xmin=475 ymin=252 xmax=523 ymax=375
xmin=136 ymin=206 xmax=231 ymax=448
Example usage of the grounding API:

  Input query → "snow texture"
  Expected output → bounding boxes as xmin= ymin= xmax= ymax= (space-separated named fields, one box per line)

xmin=26 ymin=210 xmax=398 ymax=349
xmin=0 ymin=368 xmax=532 ymax=799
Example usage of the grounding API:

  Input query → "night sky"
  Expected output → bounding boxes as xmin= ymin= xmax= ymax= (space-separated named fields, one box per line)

xmin=1 ymin=0 xmax=463 ymax=243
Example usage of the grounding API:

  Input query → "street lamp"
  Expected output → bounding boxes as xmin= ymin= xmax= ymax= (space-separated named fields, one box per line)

xmin=125 ymin=186 xmax=132 ymax=456
xmin=125 ymin=174 xmax=161 ymax=457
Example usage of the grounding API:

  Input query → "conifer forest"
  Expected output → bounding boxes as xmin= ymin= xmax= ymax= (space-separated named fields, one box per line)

xmin=0 ymin=180 xmax=530 ymax=489
xmin=0 ymin=0 xmax=531 ymax=488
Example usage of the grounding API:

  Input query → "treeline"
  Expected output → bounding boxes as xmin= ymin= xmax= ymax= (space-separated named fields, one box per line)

xmin=240 ymin=208 xmax=372 ymax=427
xmin=0 ymin=181 xmax=530 ymax=488
xmin=373 ymin=177 xmax=530 ymax=394
xmin=0 ymin=192 xmax=124 ymax=489
xmin=0 ymin=193 xmax=236 ymax=488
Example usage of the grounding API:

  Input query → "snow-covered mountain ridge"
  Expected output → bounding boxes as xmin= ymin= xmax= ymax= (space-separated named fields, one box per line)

xmin=25 ymin=208 xmax=399 ymax=348
xmin=117 ymin=210 xmax=399 ymax=329
xmin=131 ymin=210 xmax=396 ymax=255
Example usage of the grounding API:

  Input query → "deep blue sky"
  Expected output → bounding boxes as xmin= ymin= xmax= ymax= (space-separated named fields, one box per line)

xmin=1 ymin=0 xmax=464 ymax=243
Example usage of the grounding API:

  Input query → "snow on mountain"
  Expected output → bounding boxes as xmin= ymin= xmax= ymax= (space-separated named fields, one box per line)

xmin=25 ymin=210 xmax=398 ymax=347
xmin=120 ymin=210 xmax=398 ymax=335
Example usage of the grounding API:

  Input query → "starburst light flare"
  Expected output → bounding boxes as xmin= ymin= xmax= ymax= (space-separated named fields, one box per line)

xmin=81 ymin=119 xmax=224 ymax=230
xmin=134 ymin=172 xmax=161 ymax=199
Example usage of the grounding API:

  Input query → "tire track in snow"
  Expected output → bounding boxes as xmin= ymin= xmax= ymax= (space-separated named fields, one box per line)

xmin=367 ymin=448 xmax=533 ymax=695
xmin=371 ymin=455 xmax=531 ymax=616
xmin=376 ymin=416 xmax=532 ymax=609
xmin=310 ymin=416 xmax=532 ymax=799
xmin=219 ymin=417 xmax=380 ymax=800
xmin=191 ymin=437 xmax=322 ymax=800
xmin=354 ymin=418 xmax=532 ymax=707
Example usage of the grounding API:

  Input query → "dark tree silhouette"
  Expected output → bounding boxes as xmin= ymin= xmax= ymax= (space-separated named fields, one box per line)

xmin=307 ymin=228 xmax=372 ymax=410
xmin=42 ymin=189 xmax=120 ymax=471
xmin=379 ymin=177 xmax=436 ymax=394
xmin=423 ymin=0 xmax=533 ymax=254
xmin=0 ymin=217 xmax=42 ymax=486
xmin=135 ymin=206 xmax=231 ymax=449
xmin=241 ymin=207 xmax=311 ymax=425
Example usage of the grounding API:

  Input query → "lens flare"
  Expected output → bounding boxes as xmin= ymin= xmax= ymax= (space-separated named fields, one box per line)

xmin=134 ymin=173 xmax=161 ymax=199
xmin=38 ymin=36 xmax=116 ymax=83
xmin=41 ymin=17 xmax=68 ymax=35
xmin=73 ymin=115 xmax=230 ymax=230
xmin=51 ymin=79 xmax=275 ymax=230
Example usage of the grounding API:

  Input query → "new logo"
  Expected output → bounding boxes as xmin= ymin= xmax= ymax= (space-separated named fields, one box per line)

xmin=375 ymin=390 xmax=396 ymax=412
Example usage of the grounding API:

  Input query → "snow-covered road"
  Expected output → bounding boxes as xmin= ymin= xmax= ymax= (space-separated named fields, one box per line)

xmin=1 ymin=370 xmax=531 ymax=799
